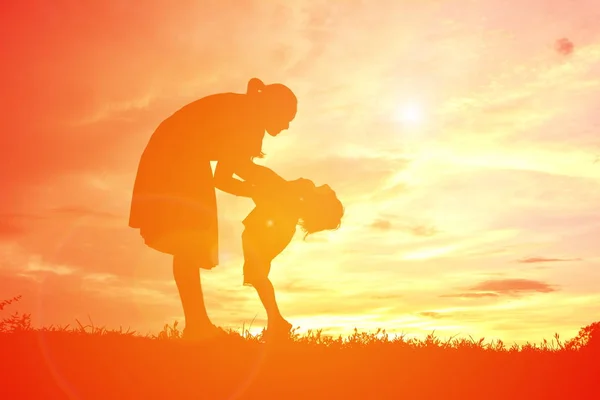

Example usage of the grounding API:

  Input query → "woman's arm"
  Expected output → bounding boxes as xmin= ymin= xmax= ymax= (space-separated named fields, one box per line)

xmin=232 ymin=158 xmax=288 ymax=188
xmin=215 ymin=157 xmax=310 ymax=197
xmin=213 ymin=160 xmax=255 ymax=197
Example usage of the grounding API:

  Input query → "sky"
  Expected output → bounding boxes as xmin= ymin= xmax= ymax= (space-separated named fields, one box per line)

xmin=1 ymin=0 xmax=600 ymax=344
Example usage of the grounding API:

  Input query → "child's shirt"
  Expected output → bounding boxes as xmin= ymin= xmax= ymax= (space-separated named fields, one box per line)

xmin=242 ymin=184 xmax=303 ymax=230
xmin=241 ymin=183 xmax=305 ymax=262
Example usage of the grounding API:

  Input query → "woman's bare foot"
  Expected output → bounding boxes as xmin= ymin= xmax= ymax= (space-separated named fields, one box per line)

xmin=182 ymin=323 xmax=227 ymax=341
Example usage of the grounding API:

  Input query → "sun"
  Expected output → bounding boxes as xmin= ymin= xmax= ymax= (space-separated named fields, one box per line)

xmin=395 ymin=103 xmax=424 ymax=125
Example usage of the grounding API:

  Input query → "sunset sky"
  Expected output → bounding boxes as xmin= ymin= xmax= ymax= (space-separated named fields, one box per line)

xmin=2 ymin=0 xmax=600 ymax=344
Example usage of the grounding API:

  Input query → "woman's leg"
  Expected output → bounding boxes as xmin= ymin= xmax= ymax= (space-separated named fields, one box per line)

xmin=173 ymin=255 xmax=213 ymax=333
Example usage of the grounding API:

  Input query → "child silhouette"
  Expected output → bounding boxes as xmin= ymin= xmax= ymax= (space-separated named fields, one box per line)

xmin=241 ymin=178 xmax=344 ymax=338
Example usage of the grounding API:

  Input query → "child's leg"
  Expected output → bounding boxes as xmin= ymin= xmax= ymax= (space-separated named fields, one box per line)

xmin=242 ymin=224 xmax=295 ymax=333
xmin=250 ymin=274 xmax=290 ymax=328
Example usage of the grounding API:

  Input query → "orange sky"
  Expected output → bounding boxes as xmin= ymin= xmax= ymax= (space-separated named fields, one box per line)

xmin=2 ymin=0 xmax=599 ymax=344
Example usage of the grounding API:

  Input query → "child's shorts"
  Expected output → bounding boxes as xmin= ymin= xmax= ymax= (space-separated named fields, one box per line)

xmin=241 ymin=225 xmax=295 ymax=287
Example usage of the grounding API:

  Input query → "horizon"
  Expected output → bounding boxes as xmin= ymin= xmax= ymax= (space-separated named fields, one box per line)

xmin=1 ymin=0 xmax=600 ymax=345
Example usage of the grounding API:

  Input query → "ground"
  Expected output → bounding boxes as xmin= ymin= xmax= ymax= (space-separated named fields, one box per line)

xmin=1 ymin=297 xmax=598 ymax=399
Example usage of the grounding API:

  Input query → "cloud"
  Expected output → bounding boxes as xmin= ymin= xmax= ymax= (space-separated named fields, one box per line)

xmin=369 ymin=183 xmax=409 ymax=202
xmin=369 ymin=218 xmax=439 ymax=237
xmin=370 ymin=219 xmax=392 ymax=230
xmin=24 ymin=261 xmax=78 ymax=278
xmin=0 ymin=213 xmax=46 ymax=239
xmin=370 ymin=293 xmax=404 ymax=301
xmin=517 ymin=257 xmax=582 ymax=264
xmin=416 ymin=311 xmax=481 ymax=323
xmin=407 ymin=224 xmax=440 ymax=237
xmin=277 ymin=281 xmax=331 ymax=294
xmin=555 ymin=38 xmax=574 ymax=56
xmin=418 ymin=311 xmax=446 ymax=319
xmin=0 ymin=219 xmax=23 ymax=238
xmin=440 ymin=278 xmax=558 ymax=299
xmin=470 ymin=279 xmax=557 ymax=295
xmin=49 ymin=206 xmax=121 ymax=220
xmin=440 ymin=292 xmax=500 ymax=299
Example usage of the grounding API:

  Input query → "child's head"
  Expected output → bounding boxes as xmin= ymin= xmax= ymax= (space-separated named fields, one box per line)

xmin=298 ymin=184 xmax=344 ymax=237
xmin=247 ymin=78 xmax=297 ymax=137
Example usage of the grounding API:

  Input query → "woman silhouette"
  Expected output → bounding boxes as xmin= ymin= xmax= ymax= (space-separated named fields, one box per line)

xmin=129 ymin=78 xmax=305 ymax=339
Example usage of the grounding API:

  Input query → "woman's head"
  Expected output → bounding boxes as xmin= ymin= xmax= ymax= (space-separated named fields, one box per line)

xmin=247 ymin=78 xmax=297 ymax=137
xmin=298 ymin=184 xmax=344 ymax=237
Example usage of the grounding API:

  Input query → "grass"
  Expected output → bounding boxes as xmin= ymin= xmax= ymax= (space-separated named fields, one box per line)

xmin=1 ymin=296 xmax=598 ymax=399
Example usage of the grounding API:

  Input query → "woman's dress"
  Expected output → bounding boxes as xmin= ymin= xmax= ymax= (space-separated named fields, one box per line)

xmin=129 ymin=93 xmax=265 ymax=268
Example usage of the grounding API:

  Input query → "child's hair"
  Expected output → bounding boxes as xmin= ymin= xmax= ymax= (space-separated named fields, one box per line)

xmin=298 ymin=185 xmax=344 ymax=239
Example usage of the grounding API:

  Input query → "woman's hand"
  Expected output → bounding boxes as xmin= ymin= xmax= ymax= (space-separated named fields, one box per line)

xmin=289 ymin=178 xmax=316 ymax=197
xmin=233 ymin=159 xmax=288 ymax=187
xmin=215 ymin=177 xmax=254 ymax=197
xmin=214 ymin=161 xmax=255 ymax=197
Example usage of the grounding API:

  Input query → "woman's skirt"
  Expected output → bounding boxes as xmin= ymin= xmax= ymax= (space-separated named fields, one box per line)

xmin=129 ymin=145 xmax=219 ymax=268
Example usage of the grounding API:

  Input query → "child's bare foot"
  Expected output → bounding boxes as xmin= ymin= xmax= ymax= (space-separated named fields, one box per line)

xmin=265 ymin=319 xmax=293 ymax=341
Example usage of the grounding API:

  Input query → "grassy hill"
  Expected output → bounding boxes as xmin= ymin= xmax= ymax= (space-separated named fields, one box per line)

xmin=1 ymin=296 xmax=598 ymax=399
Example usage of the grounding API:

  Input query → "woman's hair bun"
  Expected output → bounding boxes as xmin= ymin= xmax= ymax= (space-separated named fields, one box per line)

xmin=247 ymin=78 xmax=265 ymax=94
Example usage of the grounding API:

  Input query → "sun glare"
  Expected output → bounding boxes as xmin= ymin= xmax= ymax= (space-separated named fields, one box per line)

xmin=395 ymin=103 xmax=424 ymax=125
xmin=401 ymin=245 xmax=458 ymax=260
